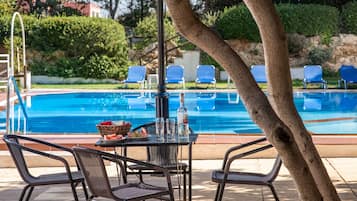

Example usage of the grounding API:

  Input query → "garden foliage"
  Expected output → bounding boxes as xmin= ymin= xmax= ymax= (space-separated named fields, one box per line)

xmin=341 ymin=1 xmax=357 ymax=34
xmin=216 ymin=4 xmax=339 ymax=42
xmin=0 ymin=16 xmax=128 ymax=79
xmin=134 ymin=14 xmax=177 ymax=50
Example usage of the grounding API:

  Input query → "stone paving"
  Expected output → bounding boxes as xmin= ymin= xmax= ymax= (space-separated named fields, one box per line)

xmin=1 ymin=158 xmax=357 ymax=201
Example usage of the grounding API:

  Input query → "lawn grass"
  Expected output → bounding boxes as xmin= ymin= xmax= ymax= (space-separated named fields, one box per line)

xmin=32 ymin=78 xmax=349 ymax=90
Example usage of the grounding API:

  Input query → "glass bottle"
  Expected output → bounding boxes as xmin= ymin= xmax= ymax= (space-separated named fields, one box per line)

xmin=177 ymin=93 xmax=189 ymax=138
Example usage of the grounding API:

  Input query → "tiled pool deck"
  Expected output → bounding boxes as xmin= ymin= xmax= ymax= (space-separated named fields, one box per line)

xmin=1 ymin=158 xmax=357 ymax=200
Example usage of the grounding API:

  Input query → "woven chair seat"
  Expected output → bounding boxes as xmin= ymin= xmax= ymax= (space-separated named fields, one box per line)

xmin=32 ymin=171 xmax=84 ymax=185
xmin=212 ymin=170 xmax=270 ymax=185
xmin=112 ymin=183 xmax=169 ymax=200
xmin=129 ymin=162 xmax=187 ymax=171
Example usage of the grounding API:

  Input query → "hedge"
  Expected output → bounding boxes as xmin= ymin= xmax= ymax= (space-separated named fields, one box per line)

xmin=216 ymin=3 xmax=339 ymax=42
xmin=341 ymin=1 xmax=357 ymax=34
xmin=0 ymin=16 xmax=129 ymax=79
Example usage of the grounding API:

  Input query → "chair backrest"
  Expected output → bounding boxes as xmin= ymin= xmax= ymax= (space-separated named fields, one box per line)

xmin=304 ymin=65 xmax=323 ymax=82
xmin=250 ymin=65 xmax=267 ymax=83
xmin=126 ymin=66 xmax=146 ymax=82
xmin=196 ymin=65 xmax=216 ymax=82
xmin=265 ymin=156 xmax=282 ymax=182
xmin=339 ymin=65 xmax=357 ymax=82
xmin=3 ymin=135 xmax=33 ymax=183
xmin=166 ymin=65 xmax=184 ymax=83
xmin=73 ymin=147 xmax=114 ymax=199
xmin=132 ymin=122 xmax=194 ymax=165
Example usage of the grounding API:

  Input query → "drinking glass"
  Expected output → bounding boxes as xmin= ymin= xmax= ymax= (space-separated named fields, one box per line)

xmin=155 ymin=117 xmax=165 ymax=141
xmin=166 ymin=118 xmax=176 ymax=141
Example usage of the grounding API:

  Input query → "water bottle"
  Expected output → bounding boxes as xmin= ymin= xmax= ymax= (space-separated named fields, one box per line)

xmin=177 ymin=93 xmax=189 ymax=138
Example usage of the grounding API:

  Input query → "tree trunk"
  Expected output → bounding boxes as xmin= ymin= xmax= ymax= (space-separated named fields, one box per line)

xmin=166 ymin=0 xmax=324 ymax=200
xmin=243 ymin=1 xmax=340 ymax=200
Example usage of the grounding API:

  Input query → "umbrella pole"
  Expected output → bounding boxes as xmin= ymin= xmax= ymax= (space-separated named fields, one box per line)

xmin=156 ymin=0 xmax=169 ymax=119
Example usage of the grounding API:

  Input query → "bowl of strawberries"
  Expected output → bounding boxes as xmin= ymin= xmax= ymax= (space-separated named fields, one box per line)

xmin=96 ymin=120 xmax=131 ymax=138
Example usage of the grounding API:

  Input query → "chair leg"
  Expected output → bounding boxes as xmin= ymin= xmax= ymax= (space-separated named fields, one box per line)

xmin=82 ymin=181 xmax=89 ymax=200
xmin=268 ymin=184 xmax=280 ymax=201
xmin=216 ymin=183 xmax=225 ymax=201
xmin=19 ymin=185 xmax=31 ymax=201
xmin=183 ymin=169 xmax=187 ymax=201
xmin=70 ymin=182 xmax=79 ymax=201
xmin=214 ymin=183 xmax=225 ymax=201
xmin=139 ymin=170 xmax=144 ymax=182
xmin=24 ymin=186 xmax=34 ymax=201
xmin=87 ymin=195 xmax=95 ymax=201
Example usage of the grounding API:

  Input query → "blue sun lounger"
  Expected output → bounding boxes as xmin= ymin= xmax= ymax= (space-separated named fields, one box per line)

xmin=251 ymin=65 xmax=267 ymax=83
xmin=195 ymin=65 xmax=216 ymax=88
xmin=303 ymin=65 xmax=327 ymax=89
xmin=339 ymin=65 xmax=357 ymax=89
xmin=165 ymin=65 xmax=185 ymax=89
xmin=123 ymin=66 xmax=146 ymax=89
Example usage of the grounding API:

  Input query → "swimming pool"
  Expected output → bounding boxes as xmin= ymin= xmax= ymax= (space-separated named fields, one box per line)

xmin=3 ymin=91 xmax=357 ymax=134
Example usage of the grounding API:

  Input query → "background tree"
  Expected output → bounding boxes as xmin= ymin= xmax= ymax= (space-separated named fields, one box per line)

xmin=166 ymin=0 xmax=341 ymax=200
xmin=98 ymin=0 xmax=120 ymax=19
xmin=118 ymin=0 xmax=155 ymax=27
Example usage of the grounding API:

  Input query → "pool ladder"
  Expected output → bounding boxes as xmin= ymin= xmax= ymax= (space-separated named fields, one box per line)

xmin=3 ymin=12 xmax=29 ymax=134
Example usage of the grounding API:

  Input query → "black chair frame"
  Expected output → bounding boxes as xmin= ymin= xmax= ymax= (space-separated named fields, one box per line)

xmin=212 ymin=137 xmax=282 ymax=201
xmin=125 ymin=122 xmax=191 ymax=200
xmin=3 ymin=134 xmax=88 ymax=201
xmin=73 ymin=146 xmax=175 ymax=201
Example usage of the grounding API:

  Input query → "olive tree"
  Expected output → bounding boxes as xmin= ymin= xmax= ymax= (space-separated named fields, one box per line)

xmin=166 ymin=0 xmax=340 ymax=200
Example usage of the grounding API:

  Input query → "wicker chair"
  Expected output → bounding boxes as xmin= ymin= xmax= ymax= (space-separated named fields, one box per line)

xmin=2 ymin=134 xmax=88 ymax=201
xmin=211 ymin=137 xmax=282 ymax=201
xmin=73 ymin=146 xmax=174 ymax=201
xmin=127 ymin=122 xmax=193 ymax=200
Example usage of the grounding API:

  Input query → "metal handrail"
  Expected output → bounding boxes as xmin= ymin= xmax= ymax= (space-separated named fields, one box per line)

xmin=6 ymin=12 xmax=28 ymax=134
xmin=10 ymin=76 xmax=28 ymax=119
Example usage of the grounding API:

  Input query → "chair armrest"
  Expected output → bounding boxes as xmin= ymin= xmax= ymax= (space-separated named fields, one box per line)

xmin=17 ymin=144 xmax=74 ymax=180
xmin=7 ymin=135 xmax=82 ymax=171
xmin=11 ymin=135 xmax=73 ymax=153
xmin=102 ymin=155 xmax=128 ymax=183
xmin=221 ymin=137 xmax=267 ymax=169
xmin=223 ymin=144 xmax=273 ymax=174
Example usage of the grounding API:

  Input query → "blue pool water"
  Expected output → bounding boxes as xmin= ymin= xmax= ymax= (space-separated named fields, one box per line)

xmin=2 ymin=91 xmax=357 ymax=134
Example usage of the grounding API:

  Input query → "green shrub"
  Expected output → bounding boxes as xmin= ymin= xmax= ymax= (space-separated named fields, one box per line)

xmin=30 ymin=57 xmax=83 ymax=78
xmin=0 ymin=0 xmax=14 ymax=16
xmin=0 ymin=15 xmax=129 ymax=79
xmin=216 ymin=4 xmax=339 ymax=41
xmin=0 ymin=15 xmax=37 ymax=45
xmin=308 ymin=47 xmax=332 ymax=64
xmin=277 ymin=4 xmax=339 ymax=37
xmin=341 ymin=1 xmax=357 ymax=34
xmin=134 ymin=14 xmax=177 ymax=50
xmin=81 ymin=55 xmax=117 ymax=79
xmin=287 ymin=33 xmax=306 ymax=55
xmin=216 ymin=5 xmax=260 ymax=41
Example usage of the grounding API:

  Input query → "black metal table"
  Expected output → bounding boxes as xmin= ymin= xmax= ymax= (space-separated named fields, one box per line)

xmin=96 ymin=134 xmax=198 ymax=201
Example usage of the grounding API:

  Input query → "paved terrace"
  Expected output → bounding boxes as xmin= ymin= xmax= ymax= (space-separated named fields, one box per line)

xmin=0 ymin=158 xmax=357 ymax=201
